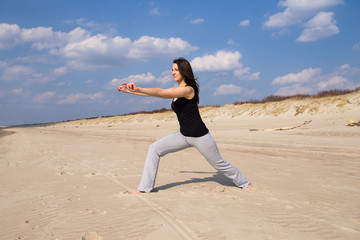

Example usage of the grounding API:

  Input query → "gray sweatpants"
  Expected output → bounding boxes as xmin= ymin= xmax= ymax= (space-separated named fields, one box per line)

xmin=137 ymin=131 xmax=250 ymax=193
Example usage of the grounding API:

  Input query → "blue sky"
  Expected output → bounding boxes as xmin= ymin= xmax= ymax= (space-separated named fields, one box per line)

xmin=0 ymin=0 xmax=359 ymax=126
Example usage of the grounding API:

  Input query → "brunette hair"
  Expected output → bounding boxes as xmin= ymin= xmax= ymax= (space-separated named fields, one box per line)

xmin=173 ymin=57 xmax=200 ymax=103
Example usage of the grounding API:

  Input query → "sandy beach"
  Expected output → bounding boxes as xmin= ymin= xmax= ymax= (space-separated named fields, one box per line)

xmin=1 ymin=91 xmax=360 ymax=240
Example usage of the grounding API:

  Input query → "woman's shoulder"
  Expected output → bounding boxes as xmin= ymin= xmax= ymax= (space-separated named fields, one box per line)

xmin=185 ymin=85 xmax=194 ymax=91
xmin=184 ymin=85 xmax=195 ymax=100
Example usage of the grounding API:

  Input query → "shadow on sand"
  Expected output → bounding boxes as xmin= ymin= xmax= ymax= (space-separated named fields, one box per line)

xmin=153 ymin=171 xmax=234 ymax=192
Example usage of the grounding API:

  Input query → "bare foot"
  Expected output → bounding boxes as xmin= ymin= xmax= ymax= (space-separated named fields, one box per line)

xmin=243 ymin=183 xmax=253 ymax=191
xmin=132 ymin=190 xmax=145 ymax=194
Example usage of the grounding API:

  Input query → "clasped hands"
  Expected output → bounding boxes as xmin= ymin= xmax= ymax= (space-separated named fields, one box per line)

xmin=117 ymin=82 xmax=139 ymax=93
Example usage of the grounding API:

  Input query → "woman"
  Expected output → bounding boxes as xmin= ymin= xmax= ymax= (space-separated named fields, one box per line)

xmin=117 ymin=57 xmax=251 ymax=194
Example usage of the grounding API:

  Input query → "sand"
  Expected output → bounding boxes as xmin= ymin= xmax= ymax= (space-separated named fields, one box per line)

xmin=1 ymin=91 xmax=360 ymax=239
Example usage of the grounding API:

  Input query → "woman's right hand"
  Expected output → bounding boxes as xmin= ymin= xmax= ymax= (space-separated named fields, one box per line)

xmin=117 ymin=82 xmax=130 ymax=93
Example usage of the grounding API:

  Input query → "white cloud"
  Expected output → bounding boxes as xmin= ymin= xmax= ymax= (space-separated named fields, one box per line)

xmin=318 ymin=76 xmax=349 ymax=90
xmin=128 ymin=36 xmax=197 ymax=60
xmin=335 ymin=64 xmax=360 ymax=76
xmin=272 ymin=67 xmax=321 ymax=85
xmin=0 ymin=23 xmax=197 ymax=70
xmin=1 ymin=60 xmax=71 ymax=86
xmin=264 ymin=0 xmax=343 ymax=28
xmin=127 ymin=72 xmax=156 ymax=84
xmin=213 ymin=84 xmax=243 ymax=96
xmin=227 ymin=39 xmax=238 ymax=46
xmin=271 ymin=28 xmax=291 ymax=37
xmin=239 ymin=19 xmax=250 ymax=27
xmin=0 ymin=24 xmax=90 ymax=51
xmin=109 ymin=72 xmax=155 ymax=89
xmin=0 ymin=61 xmax=6 ymax=68
xmin=273 ymin=64 xmax=360 ymax=96
xmin=33 ymin=91 xmax=57 ymax=103
xmin=56 ymin=92 xmax=103 ymax=104
xmin=53 ymin=34 xmax=132 ymax=70
xmin=12 ymin=88 xmax=31 ymax=98
xmin=12 ymin=88 xmax=25 ymax=95
xmin=157 ymin=70 xmax=173 ymax=84
xmin=150 ymin=8 xmax=160 ymax=15
xmin=0 ymin=88 xmax=31 ymax=98
xmin=263 ymin=0 xmax=343 ymax=42
xmin=21 ymin=26 xmax=57 ymax=44
xmin=190 ymin=50 xmax=260 ymax=81
xmin=234 ymin=67 xmax=260 ymax=80
xmin=244 ymin=89 xmax=257 ymax=97
xmin=274 ymin=84 xmax=313 ymax=96
xmin=191 ymin=51 xmax=242 ymax=72
xmin=32 ymin=27 xmax=90 ymax=51
xmin=297 ymin=12 xmax=339 ymax=42
xmin=75 ymin=18 xmax=92 ymax=26
xmin=0 ymin=23 xmax=21 ymax=49
xmin=64 ymin=18 xmax=107 ymax=31
xmin=84 ymin=79 xmax=94 ymax=84
xmin=53 ymin=66 xmax=68 ymax=76
xmin=2 ymin=65 xmax=35 ymax=81
xmin=190 ymin=18 xmax=204 ymax=24
xmin=353 ymin=42 xmax=360 ymax=50
xmin=339 ymin=64 xmax=350 ymax=70
xmin=1 ymin=64 xmax=54 ymax=85
xmin=108 ymin=71 xmax=173 ymax=89
xmin=52 ymin=34 xmax=197 ymax=70
xmin=125 ymin=96 xmax=165 ymax=105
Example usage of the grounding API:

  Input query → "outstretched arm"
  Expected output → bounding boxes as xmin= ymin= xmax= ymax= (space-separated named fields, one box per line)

xmin=117 ymin=83 xmax=151 ymax=97
xmin=118 ymin=82 xmax=194 ymax=99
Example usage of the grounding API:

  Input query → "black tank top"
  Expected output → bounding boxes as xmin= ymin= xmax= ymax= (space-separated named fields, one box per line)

xmin=171 ymin=96 xmax=209 ymax=137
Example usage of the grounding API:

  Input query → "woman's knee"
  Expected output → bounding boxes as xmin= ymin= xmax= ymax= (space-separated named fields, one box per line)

xmin=148 ymin=141 xmax=167 ymax=157
xmin=148 ymin=141 xmax=159 ymax=153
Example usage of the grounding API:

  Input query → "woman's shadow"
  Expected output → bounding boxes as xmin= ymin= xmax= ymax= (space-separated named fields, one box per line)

xmin=153 ymin=171 xmax=234 ymax=192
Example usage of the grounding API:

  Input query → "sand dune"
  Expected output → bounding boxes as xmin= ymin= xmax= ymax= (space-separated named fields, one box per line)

xmin=0 ymin=90 xmax=359 ymax=239
xmin=59 ymin=89 xmax=360 ymax=126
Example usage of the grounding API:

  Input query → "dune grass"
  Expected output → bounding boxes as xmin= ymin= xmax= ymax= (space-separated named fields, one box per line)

xmin=233 ymin=87 xmax=360 ymax=105
xmin=79 ymin=87 xmax=360 ymax=121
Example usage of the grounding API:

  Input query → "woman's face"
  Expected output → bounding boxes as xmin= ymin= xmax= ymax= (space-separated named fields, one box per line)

xmin=172 ymin=63 xmax=184 ymax=83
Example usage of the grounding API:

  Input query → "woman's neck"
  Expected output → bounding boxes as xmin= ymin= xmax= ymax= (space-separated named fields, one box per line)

xmin=177 ymin=80 xmax=186 ymax=87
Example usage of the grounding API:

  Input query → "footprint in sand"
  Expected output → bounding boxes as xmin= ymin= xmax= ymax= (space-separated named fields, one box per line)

xmin=6 ymin=161 xmax=20 ymax=167
xmin=31 ymin=225 xmax=40 ymax=231
xmin=55 ymin=171 xmax=74 ymax=176
xmin=24 ymin=220 xmax=40 ymax=232
xmin=115 ymin=191 xmax=131 ymax=196
xmin=86 ymin=208 xmax=107 ymax=215
xmin=215 ymin=186 xmax=226 ymax=192
xmin=67 ymin=196 xmax=81 ymax=202
xmin=85 ymin=172 xmax=101 ymax=177
xmin=82 ymin=232 xmax=103 ymax=240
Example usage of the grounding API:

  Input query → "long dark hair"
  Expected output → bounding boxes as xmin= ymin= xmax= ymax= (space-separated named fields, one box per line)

xmin=173 ymin=57 xmax=200 ymax=103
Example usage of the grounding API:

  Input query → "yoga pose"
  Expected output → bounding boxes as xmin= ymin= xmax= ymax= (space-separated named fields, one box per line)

xmin=117 ymin=57 xmax=251 ymax=194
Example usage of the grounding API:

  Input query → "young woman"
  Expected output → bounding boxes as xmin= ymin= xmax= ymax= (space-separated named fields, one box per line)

xmin=117 ymin=57 xmax=251 ymax=194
